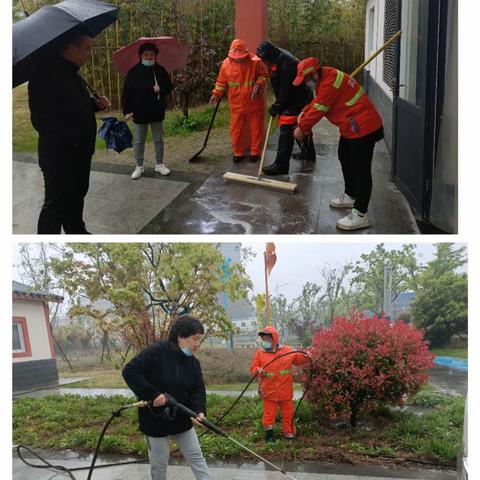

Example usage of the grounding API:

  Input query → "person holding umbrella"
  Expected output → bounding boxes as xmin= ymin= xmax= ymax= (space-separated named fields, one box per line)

xmin=13 ymin=0 xmax=118 ymax=234
xmin=121 ymin=42 xmax=174 ymax=179
xmin=28 ymin=28 xmax=110 ymax=234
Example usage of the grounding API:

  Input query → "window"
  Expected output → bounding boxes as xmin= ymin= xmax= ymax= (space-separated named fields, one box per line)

xmin=241 ymin=322 xmax=246 ymax=327
xmin=398 ymin=0 xmax=420 ymax=104
xmin=367 ymin=6 xmax=375 ymax=56
xmin=12 ymin=317 xmax=31 ymax=357
xmin=12 ymin=323 xmax=24 ymax=352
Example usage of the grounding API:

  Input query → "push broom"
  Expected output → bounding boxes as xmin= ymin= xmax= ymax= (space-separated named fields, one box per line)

xmin=222 ymin=30 xmax=402 ymax=194
xmin=223 ymin=114 xmax=298 ymax=193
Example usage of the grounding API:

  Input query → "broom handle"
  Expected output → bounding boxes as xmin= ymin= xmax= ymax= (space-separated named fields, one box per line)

xmin=257 ymin=115 xmax=274 ymax=179
xmin=350 ymin=30 xmax=402 ymax=78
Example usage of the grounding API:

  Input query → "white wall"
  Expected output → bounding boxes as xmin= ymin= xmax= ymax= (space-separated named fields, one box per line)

xmin=365 ymin=0 xmax=393 ymax=99
xmin=12 ymin=299 xmax=53 ymax=363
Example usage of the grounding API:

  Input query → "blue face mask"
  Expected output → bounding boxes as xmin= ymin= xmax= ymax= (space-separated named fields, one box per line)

xmin=141 ymin=59 xmax=155 ymax=67
xmin=181 ymin=346 xmax=193 ymax=357
xmin=262 ymin=341 xmax=272 ymax=350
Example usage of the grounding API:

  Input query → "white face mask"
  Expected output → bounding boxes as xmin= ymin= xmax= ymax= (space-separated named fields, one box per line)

xmin=141 ymin=59 xmax=155 ymax=67
xmin=305 ymin=78 xmax=317 ymax=90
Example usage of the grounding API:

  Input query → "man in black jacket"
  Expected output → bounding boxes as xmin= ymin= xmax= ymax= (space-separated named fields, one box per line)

xmin=122 ymin=43 xmax=174 ymax=180
xmin=256 ymin=41 xmax=316 ymax=175
xmin=28 ymin=31 xmax=109 ymax=234
xmin=123 ymin=316 xmax=212 ymax=480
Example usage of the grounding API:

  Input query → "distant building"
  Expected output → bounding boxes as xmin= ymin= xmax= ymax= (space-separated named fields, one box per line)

xmin=218 ymin=244 xmax=258 ymax=333
xmin=12 ymin=281 xmax=63 ymax=392
xmin=392 ymin=291 xmax=416 ymax=321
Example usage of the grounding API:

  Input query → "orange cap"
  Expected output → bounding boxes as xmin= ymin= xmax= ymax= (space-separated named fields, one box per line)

xmin=228 ymin=39 xmax=250 ymax=60
xmin=293 ymin=57 xmax=321 ymax=86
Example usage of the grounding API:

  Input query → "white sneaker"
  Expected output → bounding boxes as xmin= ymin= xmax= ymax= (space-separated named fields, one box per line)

xmin=155 ymin=163 xmax=171 ymax=176
xmin=336 ymin=209 xmax=370 ymax=231
xmin=131 ymin=166 xmax=144 ymax=179
xmin=330 ymin=193 xmax=355 ymax=208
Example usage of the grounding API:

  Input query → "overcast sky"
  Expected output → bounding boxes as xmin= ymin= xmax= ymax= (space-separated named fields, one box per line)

xmin=242 ymin=242 xmax=467 ymax=301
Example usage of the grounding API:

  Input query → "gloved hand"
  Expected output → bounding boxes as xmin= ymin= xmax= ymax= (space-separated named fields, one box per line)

xmin=269 ymin=103 xmax=280 ymax=117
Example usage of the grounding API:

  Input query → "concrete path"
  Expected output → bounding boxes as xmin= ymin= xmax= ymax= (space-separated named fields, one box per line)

xmin=12 ymin=121 xmax=419 ymax=234
xmin=144 ymin=122 xmax=419 ymax=234
xmin=12 ymin=157 xmax=189 ymax=234
xmin=12 ymin=449 xmax=455 ymax=480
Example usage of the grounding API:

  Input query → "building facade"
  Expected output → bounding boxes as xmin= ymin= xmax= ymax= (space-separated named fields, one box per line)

xmin=365 ymin=0 xmax=457 ymax=233
xmin=12 ymin=281 xmax=63 ymax=392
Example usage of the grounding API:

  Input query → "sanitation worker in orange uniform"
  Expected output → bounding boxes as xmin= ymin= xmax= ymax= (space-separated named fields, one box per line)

xmin=250 ymin=326 xmax=309 ymax=443
xmin=210 ymin=39 xmax=268 ymax=163
xmin=293 ymin=57 xmax=384 ymax=232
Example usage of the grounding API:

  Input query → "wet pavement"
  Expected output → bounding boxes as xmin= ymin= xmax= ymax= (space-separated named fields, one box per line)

xmin=13 ymin=121 xmax=419 ymax=235
xmin=12 ymin=448 xmax=456 ymax=480
xmin=143 ymin=122 xmax=419 ymax=234
xmin=428 ymin=365 xmax=468 ymax=397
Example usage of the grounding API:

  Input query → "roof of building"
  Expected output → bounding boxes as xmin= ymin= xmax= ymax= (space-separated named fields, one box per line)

xmin=393 ymin=291 xmax=416 ymax=304
xmin=12 ymin=280 xmax=64 ymax=303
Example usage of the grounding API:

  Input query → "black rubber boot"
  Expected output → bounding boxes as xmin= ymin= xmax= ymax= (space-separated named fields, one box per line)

xmin=265 ymin=428 xmax=275 ymax=444
xmin=233 ymin=155 xmax=244 ymax=163
xmin=249 ymin=155 xmax=260 ymax=162
xmin=262 ymin=163 xmax=289 ymax=175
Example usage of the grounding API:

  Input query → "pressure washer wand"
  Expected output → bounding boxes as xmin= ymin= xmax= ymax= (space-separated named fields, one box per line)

xmin=162 ymin=393 xmax=298 ymax=480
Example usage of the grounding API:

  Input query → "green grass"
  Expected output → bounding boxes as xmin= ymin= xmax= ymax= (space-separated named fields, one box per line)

xmin=13 ymin=84 xmax=231 ymax=153
xmin=13 ymin=391 xmax=464 ymax=465
xmin=431 ymin=348 xmax=468 ymax=359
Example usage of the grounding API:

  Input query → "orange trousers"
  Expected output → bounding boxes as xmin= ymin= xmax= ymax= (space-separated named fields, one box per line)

xmin=229 ymin=109 xmax=265 ymax=156
xmin=262 ymin=399 xmax=295 ymax=435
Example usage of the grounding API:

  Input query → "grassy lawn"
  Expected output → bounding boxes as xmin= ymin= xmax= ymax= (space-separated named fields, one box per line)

xmin=13 ymin=84 xmax=231 ymax=153
xmin=13 ymin=84 xmax=234 ymax=174
xmin=431 ymin=348 xmax=468 ymax=359
xmin=13 ymin=390 xmax=464 ymax=467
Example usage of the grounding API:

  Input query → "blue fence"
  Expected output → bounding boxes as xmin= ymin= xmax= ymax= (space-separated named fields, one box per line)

xmin=434 ymin=356 xmax=468 ymax=372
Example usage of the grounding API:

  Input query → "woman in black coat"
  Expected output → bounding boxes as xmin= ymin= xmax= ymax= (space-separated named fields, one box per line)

xmin=122 ymin=316 xmax=212 ymax=480
xmin=121 ymin=42 xmax=174 ymax=180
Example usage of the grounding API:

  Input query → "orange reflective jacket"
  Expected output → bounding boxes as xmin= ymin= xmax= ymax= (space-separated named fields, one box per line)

xmin=212 ymin=56 xmax=268 ymax=113
xmin=298 ymin=67 xmax=383 ymax=139
xmin=250 ymin=326 xmax=308 ymax=402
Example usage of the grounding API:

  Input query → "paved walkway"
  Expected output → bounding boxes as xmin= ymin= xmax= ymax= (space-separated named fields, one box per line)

xmin=143 ymin=122 xmax=419 ymax=234
xmin=12 ymin=121 xmax=418 ymax=234
xmin=12 ymin=449 xmax=455 ymax=480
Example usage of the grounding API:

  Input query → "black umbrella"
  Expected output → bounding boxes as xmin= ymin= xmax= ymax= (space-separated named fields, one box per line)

xmin=13 ymin=0 xmax=119 ymax=87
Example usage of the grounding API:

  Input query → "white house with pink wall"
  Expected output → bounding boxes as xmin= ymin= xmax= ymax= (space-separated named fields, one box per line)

xmin=12 ymin=281 xmax=63 ymax=392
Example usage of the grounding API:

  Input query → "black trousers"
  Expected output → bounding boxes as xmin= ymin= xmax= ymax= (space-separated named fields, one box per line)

xmin=37 ymin=152 xmax=92 ymax=234
xmin=338 ymin=127 xmax=384 ymax=214
xmin=275 ymin=123 xmax=316 ymax=166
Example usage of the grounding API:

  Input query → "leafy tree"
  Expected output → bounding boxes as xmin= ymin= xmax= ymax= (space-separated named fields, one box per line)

xmin=348 ymin=244 xmax=420 ymax=314
xmin=411 ymin=272 xmax=467 ymax=347
xmin=305 ymin=310 xmax=434 ymax=427
xmin=269 ymin=294 xmax=293 ymax=338
xmin=410 ymin=244 xmax=467 ymax=347
xmin=320 ymin=264 xmax=350 ymax=325
xmin=50 ymin=243 xmax=252 ymax=352
xmin=289 ymin=282 xmax=325 ymax=347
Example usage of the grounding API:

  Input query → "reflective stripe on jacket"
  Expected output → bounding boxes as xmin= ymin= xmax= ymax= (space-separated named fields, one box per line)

xmin=212 ymin=56 xmax=268 ymax=113
xmin=250 ymin=326 xmax=308 ymax=402
xmin=299 ymin=67 xmax=383 ymax=139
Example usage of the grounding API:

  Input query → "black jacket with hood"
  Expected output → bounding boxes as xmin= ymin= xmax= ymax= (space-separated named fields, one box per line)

xmin=28 ymin=56 xmax=99 ymax=164
xmin=121 ymin=62 xmax=173 ymax=125
xmin=122 ymin=339 xmax=206 ymax=437
xmin=258 ymin=42 xmax=313 ymax=116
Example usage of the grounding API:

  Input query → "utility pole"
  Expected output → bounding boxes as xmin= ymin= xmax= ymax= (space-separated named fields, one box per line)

xmin=383 ymin=264 xmax=393 ymax=322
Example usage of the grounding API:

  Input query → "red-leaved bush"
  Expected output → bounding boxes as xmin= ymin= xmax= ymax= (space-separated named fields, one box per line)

xmin=304 ymin=310 xmax=435 ymax=427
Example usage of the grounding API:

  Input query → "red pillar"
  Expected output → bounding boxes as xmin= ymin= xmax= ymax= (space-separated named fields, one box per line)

xmin=235 ymin=0 xmax=268 ymax=54
xmin=235 ymin=0 xmax=268 ymax=155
